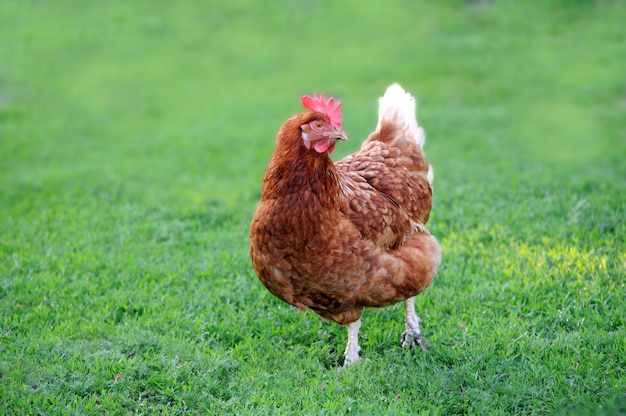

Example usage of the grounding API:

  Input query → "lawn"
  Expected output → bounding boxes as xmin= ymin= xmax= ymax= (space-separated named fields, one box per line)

xmin=1 ymin=0 xmax=625 ymax=414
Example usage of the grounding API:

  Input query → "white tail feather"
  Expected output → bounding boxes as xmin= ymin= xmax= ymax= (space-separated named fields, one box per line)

xmin=427 ymin=165 xmax=434 ymax=184
xmin=376 ymin=83 xmax=433 ymax=184
xmin=375 ymin=83 xmax=424 ymax=147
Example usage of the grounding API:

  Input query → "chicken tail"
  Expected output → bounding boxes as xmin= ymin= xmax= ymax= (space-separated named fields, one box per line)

xmin=375 ymin=83 xmax=434 ymax=184
xmin=376 ymin=83 xmax=423 ymax=146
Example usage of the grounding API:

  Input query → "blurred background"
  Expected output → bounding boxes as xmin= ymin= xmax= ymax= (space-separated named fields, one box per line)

xmin=2 ymin=0 xmax=624 ymax=214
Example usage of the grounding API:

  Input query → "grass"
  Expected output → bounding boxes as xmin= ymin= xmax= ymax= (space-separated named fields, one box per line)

xmin=1 ymin=0 xmax=625 ymax=414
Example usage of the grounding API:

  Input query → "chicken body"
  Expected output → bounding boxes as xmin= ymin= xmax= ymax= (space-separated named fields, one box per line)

xmin=250 ymin=84 xmax=441 ymax=364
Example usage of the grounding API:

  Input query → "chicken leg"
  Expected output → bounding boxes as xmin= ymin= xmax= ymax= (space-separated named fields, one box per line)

xmin=401 ymin=296 xmax=428 ymax=351
xmin=343 ymin=318 xmax=362 ymax=366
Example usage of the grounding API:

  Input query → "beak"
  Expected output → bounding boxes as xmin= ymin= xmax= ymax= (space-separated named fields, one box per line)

xmin=326 ymin=128 xmax=348 ymax=141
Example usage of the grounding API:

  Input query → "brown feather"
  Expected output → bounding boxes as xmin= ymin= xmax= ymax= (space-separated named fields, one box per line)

xmin=250 ymin=109 xmax=440 ymax=327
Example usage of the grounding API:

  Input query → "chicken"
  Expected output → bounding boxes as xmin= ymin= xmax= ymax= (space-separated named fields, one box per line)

xmin=249 ymin=84 xmax=441 ymax=365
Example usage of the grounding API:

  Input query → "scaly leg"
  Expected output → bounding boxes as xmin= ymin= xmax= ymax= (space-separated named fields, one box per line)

xmin=343 ymin=318 xmax=362 ymax=366
xmin=401 ymin=296 xmax=428 ymax=351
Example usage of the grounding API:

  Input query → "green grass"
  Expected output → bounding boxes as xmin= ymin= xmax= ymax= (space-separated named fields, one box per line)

xmin=1 ymin=0 xmax=625 ymax=414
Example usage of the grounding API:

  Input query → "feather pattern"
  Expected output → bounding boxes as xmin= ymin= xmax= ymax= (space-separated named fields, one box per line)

xmin=250 ymin=83 xmax=440 ymax=344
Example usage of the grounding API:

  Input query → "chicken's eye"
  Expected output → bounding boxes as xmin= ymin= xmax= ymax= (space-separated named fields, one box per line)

xmin=313 ymin=121 xmax=323 ymax=130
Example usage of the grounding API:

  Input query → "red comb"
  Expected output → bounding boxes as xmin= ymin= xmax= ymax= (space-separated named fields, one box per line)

xmin=301 ymin=93 xmax=342 ymax=128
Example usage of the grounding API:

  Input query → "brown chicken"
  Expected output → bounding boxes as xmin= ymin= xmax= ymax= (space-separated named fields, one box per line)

xmin=249 ymin=84 xmax=441 ymax=365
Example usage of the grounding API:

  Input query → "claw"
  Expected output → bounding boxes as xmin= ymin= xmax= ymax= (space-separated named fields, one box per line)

xmin=401 ymin=332 xmax=428 ymax=352
xmin=416 ymin=335 xmax=428 ymax=352
xmin=343 ymin=354 xmax=361 ymax=367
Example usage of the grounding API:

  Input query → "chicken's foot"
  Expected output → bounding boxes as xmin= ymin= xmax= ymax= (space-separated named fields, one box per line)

xmin=401 ymin=296 xmax=427 ymax=351
xmin=343 ymin=318 xmax=362 ymax=366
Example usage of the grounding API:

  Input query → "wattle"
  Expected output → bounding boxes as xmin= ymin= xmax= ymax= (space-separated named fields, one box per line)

xmin=314 ymin=138 xmax=332 ymax=153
